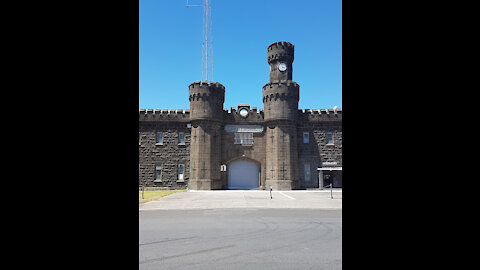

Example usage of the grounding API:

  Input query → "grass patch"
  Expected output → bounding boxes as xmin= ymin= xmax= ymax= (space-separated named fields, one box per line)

xmin=139 ymin=190 xmax=187 ymax=203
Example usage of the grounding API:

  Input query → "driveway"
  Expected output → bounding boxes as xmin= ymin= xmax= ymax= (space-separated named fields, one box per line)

xmin=139 ymin=189 xmax=342 ymax=211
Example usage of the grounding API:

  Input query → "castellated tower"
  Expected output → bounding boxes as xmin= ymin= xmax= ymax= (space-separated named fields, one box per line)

xmin=188 ymin=81 xmax=225 ymax=190
xmin=263 ymin=41 xmax=300 ymax=190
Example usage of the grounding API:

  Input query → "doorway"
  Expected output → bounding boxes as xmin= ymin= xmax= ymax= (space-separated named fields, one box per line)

xmin=227 ymin=159 xmax=260 ymax=190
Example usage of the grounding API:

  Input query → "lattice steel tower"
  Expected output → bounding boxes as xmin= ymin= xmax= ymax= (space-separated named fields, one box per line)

xmin=186 ymin=0 xmax=214 ymax=83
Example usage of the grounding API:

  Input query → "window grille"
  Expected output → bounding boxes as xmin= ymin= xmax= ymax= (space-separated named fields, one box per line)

xmin=234 ymin=132 xmax=253 ymax=145
xmin=326 ymin=133 xmax=334 ymax=145
xmin=156 ymin=132 xmax=163 ymax=144
xmin=178 ymin=132 xmax=185 ymax=144
xmin=303 ymin=132 xmax=309 ymax=144
xmin=155 ymin=164 xmax=162 ymax=180
xmin=178 ymin=164 xmax=184 ymax=180
xmin=304 ymin=163 xmax=311 ymax=182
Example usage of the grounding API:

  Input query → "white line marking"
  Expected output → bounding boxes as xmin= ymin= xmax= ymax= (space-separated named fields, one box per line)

xmin=278 ymin=191 xmax=296 ymax=200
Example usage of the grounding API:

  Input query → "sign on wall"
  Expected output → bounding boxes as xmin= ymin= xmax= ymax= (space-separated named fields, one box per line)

xmin=224 ymin=125 xmax=264 ymax=133
xmin=220 ymin=164 xmax=227 ymax=172
xmin=322 ymin=162 xmax=338 ymax=166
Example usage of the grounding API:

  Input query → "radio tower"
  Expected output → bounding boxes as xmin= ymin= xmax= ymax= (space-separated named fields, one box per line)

xmin=186 ymin=0 xmax=213 ymax=84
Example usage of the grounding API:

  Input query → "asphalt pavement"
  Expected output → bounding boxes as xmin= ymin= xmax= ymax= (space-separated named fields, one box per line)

xmin=139 ymin=190 xmax=342 ymax=269
xmin=139 ymin=208 xmax=342 ymax=270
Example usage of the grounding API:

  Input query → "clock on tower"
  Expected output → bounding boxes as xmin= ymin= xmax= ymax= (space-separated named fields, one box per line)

xmin=267 ymin=41 xmax=294 ymax=82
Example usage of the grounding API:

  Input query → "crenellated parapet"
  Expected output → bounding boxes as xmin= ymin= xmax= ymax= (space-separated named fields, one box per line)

xmin=139 ymin=109 xmax=190 ymax=122
xmin=223 ymin=106 xmax=265 ymax=123
xmin=188 ymin=81 xmax=225 ymax=102
xmin=262 ymin=80 xmax=300 ymax=122
xmin=267 ymin=41 xmax=294 ymax=64
xmin=297 ymin=108 xmax=342 ymax=122
xmin=189 ymin=81 xmax=225 ymax=121
xmin=262 ymin=80 xmax=300 ymax=102
xmin=138 ymin=107 xmax=342 ymax=123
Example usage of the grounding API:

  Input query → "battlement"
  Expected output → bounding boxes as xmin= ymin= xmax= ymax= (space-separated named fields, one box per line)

xmin=138 ymin=107 xmax=341 ymax=122
xmin=263 ymin=80 xmax=299 ymax=89
xmin=297 ymin=108 xmax=342 ymax=122
xmin=188 ymin=80 xmax=225 ymax=102
xmin=267 ymin=41 xmax=294 ymax=51
xmin=139 ymin=109 xmax=190 ymax=122
xmin=188 ymin=81 xmax=225 ymax=90
xmin=268 ymin=41 xmax=294 ymax=63
xmin=223 ymin=106 xmax=265 ymax=122
xmin=262 ymin=80 xmax=300 ymax=102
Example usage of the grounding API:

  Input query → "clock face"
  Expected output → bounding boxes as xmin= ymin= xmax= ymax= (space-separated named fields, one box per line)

xmin=239 ymin=109 xmax=249 ymax=118
xmin=278 ymin=62 xmax=287 ymax=72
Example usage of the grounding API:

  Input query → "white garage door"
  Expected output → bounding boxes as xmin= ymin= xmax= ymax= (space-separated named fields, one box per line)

xmin=228 ymin=160 xmax=259 ymax=190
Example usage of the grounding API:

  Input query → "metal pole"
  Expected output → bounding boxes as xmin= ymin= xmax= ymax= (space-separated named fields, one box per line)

xmin=319 ymin=170 xmax=324 ymax=190
xmin=330 ymin=183 xmax=333 ymax=199
xmin=142 ymin=185 xmax=145 ymax=200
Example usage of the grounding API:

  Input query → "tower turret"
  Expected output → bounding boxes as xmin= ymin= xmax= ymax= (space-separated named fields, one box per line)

xmin=264 ymin=41 xmax=299 ymax=121
xmin=188 ymin=81 xmax=225 ymax=190
xmin=188 ymin=81 xmax=225 ymax=121
xmin=268 ymin=41 xmax=294 ymax=82
xmin=263 ymin=42 xmax=300 ymax=190
xmin=262 ymin=81 xmax=299 ymax=121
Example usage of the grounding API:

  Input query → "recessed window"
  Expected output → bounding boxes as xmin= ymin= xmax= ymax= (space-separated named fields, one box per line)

xmin=156 ymin=132 xmax=163 ymax=144
xmin=178 ymin=164 xmax=184 ymax=180
xmin=234 ymin=132 xmax=253 ymax=145
xmin=178 ymin=132 xmax=185 ymax=144
xmin=304 ymin=163 xmax=311 ymax=182
xmin=303 ymin=132 xmax=309 ymax=144
xmin=326 ymin=132 xmax=334 ymax=145
xmin=155 ymin=164 xmax=162 ymax=181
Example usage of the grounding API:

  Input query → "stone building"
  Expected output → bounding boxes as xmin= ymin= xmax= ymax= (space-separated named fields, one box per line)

xmin=139 ymin=41 xmax=342 ymax=190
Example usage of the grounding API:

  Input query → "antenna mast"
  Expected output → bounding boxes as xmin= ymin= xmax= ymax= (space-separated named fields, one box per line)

xmin=186 ymin=0 xmax=213 ymax=84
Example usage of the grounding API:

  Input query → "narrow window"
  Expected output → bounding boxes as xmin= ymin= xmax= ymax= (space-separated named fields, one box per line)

xmin=326 ymin=132 xmax=334 ymax=145
xmin=155 ymin=164 xmax=162 ymax=181
xmin=304 ymin=163 xmax=311 ymax=182
xmin=178 ymin=164 xmax=184 ymax=180
xmin=156 ymin=132 xmax=163 ymax=144
xmin=178 ymin=132 xmax=185 ymax=144
xmin=303 ymin=132 xmax=309 ymax=144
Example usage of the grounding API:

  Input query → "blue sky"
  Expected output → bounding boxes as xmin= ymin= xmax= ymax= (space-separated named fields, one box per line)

xmin=139 ymin=0 xmax=342 ymax=111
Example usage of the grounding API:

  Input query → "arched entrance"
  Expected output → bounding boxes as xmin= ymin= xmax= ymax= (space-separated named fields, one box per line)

xmin=227 ymin=159 xmax=260 ymax=190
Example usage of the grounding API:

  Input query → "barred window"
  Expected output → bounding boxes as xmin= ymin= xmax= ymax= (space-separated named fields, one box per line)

xmin=304 ymin=163 xmax=311 ymax=182
xmin=178 ymin=132 xmax=185 ymax=144
xmin=178 ymin=164 xmax=184 ymax=180
xmin=303 ymin=132 xmax=309 ymax=144
xmin=156 ymin=132 xmax=163 ymax=144
xmin=155 ymin=164 xmax=162 ymax=180
xmin=234 ymin=132 xmax=253 ymax=145
xmin=326 ymin=132 xmax=334 ymax=145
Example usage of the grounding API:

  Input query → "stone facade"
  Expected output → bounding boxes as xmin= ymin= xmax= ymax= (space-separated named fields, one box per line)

xmin=139 ymin=42 xmax=342 ymax=190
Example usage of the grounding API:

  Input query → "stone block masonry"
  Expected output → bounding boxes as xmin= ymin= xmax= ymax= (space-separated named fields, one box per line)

xmin=139 ymin=122 xmax=190 ymax=189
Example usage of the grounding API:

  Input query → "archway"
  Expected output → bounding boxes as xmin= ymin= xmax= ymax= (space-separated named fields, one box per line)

xmin=227 ymin=159 xmax=260 ymax=190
